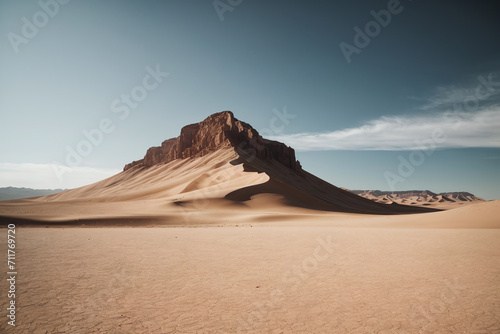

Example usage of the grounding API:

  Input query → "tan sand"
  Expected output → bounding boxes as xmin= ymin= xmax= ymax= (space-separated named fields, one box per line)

xmin=0 ymin=222 xmax=499 ymax=333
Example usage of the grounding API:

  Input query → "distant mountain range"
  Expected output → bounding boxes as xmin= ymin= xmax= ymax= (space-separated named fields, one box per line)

xmin=0 ymin=187 xmax=66 ymax=201
xmin=348 ymin=190 xmax=484 ymax=208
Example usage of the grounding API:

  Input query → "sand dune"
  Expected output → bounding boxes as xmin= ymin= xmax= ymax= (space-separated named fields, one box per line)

xmin=0 ymin=111 xmax=441 ymax=224
xmin=0 ymin=148 xmax=438 ymax=225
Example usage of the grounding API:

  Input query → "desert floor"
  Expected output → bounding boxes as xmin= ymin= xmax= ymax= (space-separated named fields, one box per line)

xmin=1 ymin=217 xmax=499 ymax=333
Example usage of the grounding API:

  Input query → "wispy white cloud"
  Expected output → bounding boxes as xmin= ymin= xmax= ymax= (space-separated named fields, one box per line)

xmin=0 ymin=163 xmax=120 ymax=189
xmin=419 ymin=73 xmax=500 ymax=111
xmin=419 ymin=87 xmax=467 ymax=111
xmin=270 ymin=108 xmax=500 ymax=151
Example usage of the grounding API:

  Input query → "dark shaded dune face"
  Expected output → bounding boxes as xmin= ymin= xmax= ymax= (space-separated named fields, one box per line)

xmin=227 ymin=155 xmax=440 ymax=215
xmin=225 ymin=179 xmax=346 ymax=212
xmin=0 ymin=215 xmax=168 ymax=227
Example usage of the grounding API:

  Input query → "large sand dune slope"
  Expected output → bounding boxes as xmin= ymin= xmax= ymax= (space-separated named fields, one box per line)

xmin=0 ymin=148 xmax=438 ymax=224
xmin=0 ymin=111 xmax=439 ymax=224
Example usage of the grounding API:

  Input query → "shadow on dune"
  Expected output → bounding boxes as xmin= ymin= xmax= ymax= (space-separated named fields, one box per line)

xmin=227 ymin=155 xmax=441 ymax=215
xmin=0 ymin=215 xmax=174 ymax=227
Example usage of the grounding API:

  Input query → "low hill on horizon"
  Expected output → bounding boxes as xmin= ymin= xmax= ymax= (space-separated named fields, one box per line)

xmin=349 ymin=189 xmax=485 ymax=209
xmin=0 ymin=187 xmax=66 ymax=201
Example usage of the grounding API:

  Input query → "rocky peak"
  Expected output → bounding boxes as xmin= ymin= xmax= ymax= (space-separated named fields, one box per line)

xmin=124 ymin=111 xmax=302 ymax=171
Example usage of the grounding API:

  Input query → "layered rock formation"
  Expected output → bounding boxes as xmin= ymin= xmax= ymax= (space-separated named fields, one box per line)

xmin=124 ymin=111 xmax=302 ymax=171
xmin=350 ymin=190 xmax=484 ymax=205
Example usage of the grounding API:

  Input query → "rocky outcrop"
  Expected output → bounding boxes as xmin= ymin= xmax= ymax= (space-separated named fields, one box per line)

xmin=124 ymin=111 xmax=302 ymax=171
xmin=350 ymin=190 xmax=484 ymax=203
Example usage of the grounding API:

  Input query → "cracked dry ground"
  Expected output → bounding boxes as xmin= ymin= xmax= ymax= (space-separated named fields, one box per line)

xmin=1 ymin=227 xmax=499 ymax=333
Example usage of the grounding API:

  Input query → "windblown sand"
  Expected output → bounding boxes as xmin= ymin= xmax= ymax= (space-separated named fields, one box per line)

xmin=1 ymin=220 xmax=499 ymax=333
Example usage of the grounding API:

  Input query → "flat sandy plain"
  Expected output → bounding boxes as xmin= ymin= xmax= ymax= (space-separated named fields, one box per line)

xmin=1 ymin=202 xmax=500 ymax=334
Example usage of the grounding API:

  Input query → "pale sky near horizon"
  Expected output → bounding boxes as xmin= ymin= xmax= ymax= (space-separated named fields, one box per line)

xmin=1 ymin=0 xmax=500 ymax=199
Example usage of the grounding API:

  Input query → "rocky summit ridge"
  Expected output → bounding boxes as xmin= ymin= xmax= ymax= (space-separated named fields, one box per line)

xmin=124 ymin=111 xmax=302 ymax=171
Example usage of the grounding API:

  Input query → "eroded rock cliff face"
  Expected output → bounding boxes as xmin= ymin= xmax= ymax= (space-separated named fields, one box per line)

xmin=124 ymin=111 xmax=302 ymax=171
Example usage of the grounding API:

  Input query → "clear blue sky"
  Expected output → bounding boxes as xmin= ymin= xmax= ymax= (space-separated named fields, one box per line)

xmin=1 ymin=0 xmax=499 ymax=199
